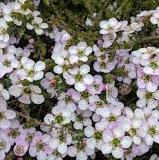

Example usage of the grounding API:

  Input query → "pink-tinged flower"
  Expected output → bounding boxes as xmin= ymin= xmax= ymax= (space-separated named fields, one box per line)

xmin=102 ymin=33 xmax=116 ymax=48
xmin=101 ymin=127 xmax=132 ymax=159
xmin=14 ymin=138 xmax=29 ymax=156
xmin=150 ymin=9 xmax=159 ymax=26
xmin=136 ymin=73 xmax=159 ymax=92
xmin=53 ymin=29 xmax=70 ymax=44
xmin=0 ymin=54 xmax=19 ymax=78
xmin=68 ymin=42 xmax=92 ymax=63
xmin=130 ymin=143 xmax=150 ymax=158
xmin=40 ymin=72 xmax=56 ymax=97
xmin=0 ymin=98 xmax=16 ymax=129
xmin=33 ymin=0 xmax=40 ymax=7
xmin=29 ymin=132 xmax=52 ymax=159
xmin=136 ymin=66 xmax=144 ymax=77
xmin=4 ymin=120 xmax=22 ymax=145
xmin=89 ymin=95 xmax=107 ymax=112
xmin=106 ymin=84 xmax=118 ymax=103
xmin=64 ymin=88 xmax=81 ymax=102
xmin=93 ymin=52 xmax=118 ymax=73
xmin=0 ymin=132 xmax=11 ymax=160
xmin=87 ymin=75 xmax=105 ymax=95
xmin=0 ymin=96 xmax=7 ymax=110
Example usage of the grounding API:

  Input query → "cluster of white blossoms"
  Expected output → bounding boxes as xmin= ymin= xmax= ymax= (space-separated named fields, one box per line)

xmin=1 ymin=0 xmax=159 ymax=160
xmin=0 ymin=0 xmax=48 ymax=48
xmin=99 ymin=8 xmax=159 ymax=48
xmin=130 ymin=47 xmax=159 ymax=109
xmin=26 ymin=11 xmax=48 ymax=35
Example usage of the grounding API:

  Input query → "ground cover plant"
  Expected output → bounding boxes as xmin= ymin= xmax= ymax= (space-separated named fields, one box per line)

xmin=1 ymin=0 xmax=159 ymax=160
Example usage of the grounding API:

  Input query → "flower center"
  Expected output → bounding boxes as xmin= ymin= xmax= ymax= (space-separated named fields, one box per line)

xmin=3 ymin=60 xmax=11 ymax=67
xmin=145 ymin=92 xmax=153 ymax=99
xmin=26 ymin=133 xmax=33 ymax=142
xmin=129 ymin=128 xmax=137 ymax=136
xmin=148 ymin=127 xmax=156 ymax=136
xmin=73 ymin=130 xmax=84 ymax=142
xmin=36 ymin=141 xmax=45 ymax=151
xmin=94 ymin=84 xmax=99 ymax=89
xmin=78 ymin=50 xmax=85 ymax=57
xmin=55 ymin=115 xmax=63 ymax=124
xmin=81 ymin=91 xmax=89 ymax=98
xmin=109 ymin=115 xmax=116 ymax=122
xmin=0 ymin=112 xmax=5 ymax=120
xmin=65 ymin=96 xmax=72 ymax=103
xmin=96 ymin=100 xmax=104 ymax=107
xmin=94 ymin=132 xmax=102 ymax=140
xmin=112 ymin=138 xmax=121 ymax=147
xmin=150 ymin=62 xmax=158 ymax=69
xmin=28 ymin=70 xmax=35 ymax=77
xmin=144 ymin=75 xmax=151 ymax=82
xmin=100 ymin=62 xmax=106 ymax=68
xmin=8 ymin=128 xmax=20 ymax=138
xmin=0 ymin=140 xmax=6 ymax=150
xmin=23 ymin=87 xmax=32 ymax=94
xmin=75 ymin=74 xmax=83 ymax=82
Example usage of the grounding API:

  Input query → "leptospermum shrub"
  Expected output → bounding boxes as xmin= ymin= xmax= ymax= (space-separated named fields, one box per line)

xmin=2 ymin=0 xmax=159 ymax=160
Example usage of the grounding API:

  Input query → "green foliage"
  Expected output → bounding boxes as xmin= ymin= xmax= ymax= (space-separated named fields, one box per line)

xmin=6 ymin=0 xmax=159 ymax=159
xmin=38 ymin=0 xmax=159 ymax=46
xmin=34 ymin=39 xmax=47 ymax=60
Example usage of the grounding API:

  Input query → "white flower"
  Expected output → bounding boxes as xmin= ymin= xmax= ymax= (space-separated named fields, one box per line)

xmin=0 ymin=83 xmax=10 ymax=100
xmin=0 ymin=18 xmax=9 ymax=44
xmin=112 ymin=147 xmax=124 ymax=159
xmin=9 ymin=84 xmax=44 ymax=104
xmin=73 ymin=121 xmax=83 ymax=130
xmin=52 ymin=44 xmax=70 ymax=74
xmin=68 ymin=42 xmax=92 ymax=63
xmin=131 ymin=47 xmax=159 ymax=76
xmin=63 ymin=64 xmax=93 ymax=92
xmin=141 ymin=121 xmax=159 ymax=146
xmin=150 ymin=11 xmax=159 ymax=26
xmin=0 ymin=53 xmax=19 ymax=78
xmin=0 ymin=103 xmax=16 ymax=129
xmin=48 ymin=138 xmax=59 ymax=149
xmin=0 ymin=133 xmax=11 ymax=159
xmin=76 ymin=151 xmax=87 ymax=160
xmin=149 ymin=154 xmax=159 ymax=160
xmin=85 ymin=18 xmax=93 ymax=26
xmin=84 ymin=126 xmax=95 ymax=137
xmin=136 ymin=89 xmax=159 ymax=109
xmin=101 ymin=143 xmax=112 ymax=154
xmin=121 ymin=136 xmax=132 ymax=148
xmin=26 ymin=12 xmax=48 ymax=35
xmin=67 ymin=146 xmax=77 ymax=157
xmin=99 ymin=18 xmax=121 ymax=34
xmin=57 ymin=143 xmax=67 ymax=154
xmin=102 ymin=127 xmax=127 ymax=159
xmin=44 ymin=104 xmax=74 ymax=126
xmin=17 ymin=57 xmax=45 ymax=82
